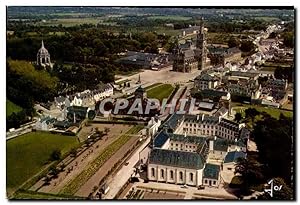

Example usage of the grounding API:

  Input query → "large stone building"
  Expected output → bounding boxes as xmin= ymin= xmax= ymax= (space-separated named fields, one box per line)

xmin=147 ymin=113 xmax=248 ymax=187
xmin=208 ymin=46 xmax=242 ymax=66
xmin=194 ymin=73 xmax=219 ymax=90
xmin=36 ymin=40 xmax=52 ymax=68
xmin=172 ymin=17 xmax=208 ymax=72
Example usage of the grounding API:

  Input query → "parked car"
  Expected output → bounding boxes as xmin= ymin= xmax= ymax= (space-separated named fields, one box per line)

xmin=198 ymin=185 xmax=205 ymax=190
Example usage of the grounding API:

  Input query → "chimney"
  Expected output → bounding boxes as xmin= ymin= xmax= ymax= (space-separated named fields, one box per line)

xmin=218 ymin=116 xmax=222 ymax=123
xmin=209 ymin=140 xmax=214 ymax=151
xmin=197 ymin=115 xmax=199 ymax=121
xmin=202 ymin=114 xmax=204 ymax=121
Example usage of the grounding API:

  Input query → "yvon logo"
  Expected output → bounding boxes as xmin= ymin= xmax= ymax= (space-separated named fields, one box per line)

xmin=264 ymin=179 xmax=283 ymax=197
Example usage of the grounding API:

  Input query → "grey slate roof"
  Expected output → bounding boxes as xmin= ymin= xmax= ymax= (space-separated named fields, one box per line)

xmin=164 ymin=114 xmax=184 ymax=130
xmin=229 ymin=71 xmax=259 ymax=78
xmin=149 ymin=148 xmax=205 ymax=169
xmin=224 ymin=151 xmax=246 ymax=163
xmin=195 ymin=73 xmax=218 ymax=81
xmin=184 ymin=114 xmax=219 ymax=124
xmin=153 ymin=131 xmax=169 ymax=148
xmin=169 ymin=133 xmax=207 ymax=145
xmin=213 ymin=138 xmax=229 ymax=152
xmin=198 ymin=102 xmax=215 ymax=110
xmin=203 ymin=163 xmax=220 ymax=179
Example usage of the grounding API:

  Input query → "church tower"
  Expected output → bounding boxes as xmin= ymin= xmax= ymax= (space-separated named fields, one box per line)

xmin=172 ymin=37 xmax=185 ymax=72
xmin=37 ymin=40 xmax=52 ymax=68
xmin=195 ymin=17 xmax=207 ymax=70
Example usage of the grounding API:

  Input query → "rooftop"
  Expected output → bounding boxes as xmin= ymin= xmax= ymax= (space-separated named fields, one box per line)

xmin=224 ymin=151 xmax=246 ymax=163
xmin=149 ymin=148 xmax=205 ymax=169
xmin=203 ymin=163 xmax=220 ymax=179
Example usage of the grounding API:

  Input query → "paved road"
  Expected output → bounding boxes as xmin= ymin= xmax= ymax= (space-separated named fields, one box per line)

xmin=103 ymin=137 xmax=151 ymax=199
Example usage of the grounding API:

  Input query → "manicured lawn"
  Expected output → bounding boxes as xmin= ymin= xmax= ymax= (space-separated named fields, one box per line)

xmin=145 ymin=83 xmax=162 ymax=90
xmin=6 ymin=100 xmax=22 ymax=117
xmin=233 ymin=104 xmax=293 ymax=119
xmin=60 ymin=125 xmax=144 ymax=195
xmin=147 ymin=84 xmax=174 ymax=102
xmin=6 ymin=132 xmax=79 ymax=193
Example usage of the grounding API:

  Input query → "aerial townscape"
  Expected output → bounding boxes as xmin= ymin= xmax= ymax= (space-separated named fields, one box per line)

xmin=6 ymin=7 xmax=294 ymax=200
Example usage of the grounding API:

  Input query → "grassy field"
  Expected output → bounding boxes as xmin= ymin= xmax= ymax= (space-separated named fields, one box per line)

xmin=60 ymin=125 xmax=143 ymax=195
xmin=6 ymin=100 xmax=22 ymax=117
xmin=233 ymin=104 xmax=293 ymax=119
xmin=147 ymin=15 xmax=192 ymax=21
xmin=36 ymin=18 xmax=105 ymax=27
xmin=7 ymin=132 xmax=79 ymax=193
xmin=147 ymin=84 xmax=174 ymax=102
xmin=145 ymin=83 xmax=162 ymax=90
xmin=12 ymin=190 xmax=85 ymax=200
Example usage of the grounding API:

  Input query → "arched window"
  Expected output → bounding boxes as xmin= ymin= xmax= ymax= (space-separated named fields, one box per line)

xmin=190 ymin=173 xmax=193 ymax=182
xmin=179 ymin=172 xmax=183 ymax=181
xmin=151 ymin=168 xmax=155 ymax=177
xmin=161 ymin=169 xmax=164 ymax=178
xmin=170 ymin=170 xmax=174 ymax=180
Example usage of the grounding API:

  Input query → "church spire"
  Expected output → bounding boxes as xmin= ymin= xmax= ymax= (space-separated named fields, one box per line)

xmin=41 ymin=40 xmax=44 ymax=48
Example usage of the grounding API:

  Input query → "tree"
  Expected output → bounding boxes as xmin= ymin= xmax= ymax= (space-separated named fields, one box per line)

xmin=245 ymin=108 xmax=259 ymax=122
xmin=235 ymin=157 xmax=264 ymax=194
xmin=252 ymin=116 xmax=292 ymax=183
xmin=50 ymin=149 xmax=61 ymax=161
xmin=234 ymin=113 xmax=242 ymax=123
xmin=228 ymin=37 xmax=239 ymax=48
xmin=104 ymin=127 xmax=110 ymax=135
xmin=70 ymin=148 xmax=77 ymax=157
xmin=240 ymin=40 xmax=255 ymax=52
xmin=49 ymin=165 xmax=60 ymax=177
xmin=282 ymin=32 xmax=294 ymax=48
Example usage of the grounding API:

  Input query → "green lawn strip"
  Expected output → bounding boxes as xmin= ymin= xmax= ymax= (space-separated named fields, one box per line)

xmin=60 ymin=125 xmax=143 ymax=195
xmin=6 ymin=99 xmax=23 ymax=117
xmin=6 ymin=132 xmax=79 ymax=193
xmin=145 ymin=83 xmax=162 ymax=91
xmin=12 ymin=189 xmax=86 ymax=200
xmin=147 ymin=84 xmax=174 ymax=102
xmin=233 ymin=104 xmax=293 ymax=119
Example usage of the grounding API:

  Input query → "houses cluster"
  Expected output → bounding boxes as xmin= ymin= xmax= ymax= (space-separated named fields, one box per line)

xmin=193 ymin=63 xmax=289 ymax=109
xmin=147 ymin=113 xmax=249 ymax=187
xmin=54 ymin=83 xmax=114 ymax=108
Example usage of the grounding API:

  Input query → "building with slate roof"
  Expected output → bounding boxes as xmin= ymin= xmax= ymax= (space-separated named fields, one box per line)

xmin=172 ymin=17 xmax=208 ymax=72
xmin=116 ymin=51 xmax=170 ymax=70
xmin=148 ymin=149 xmax=205 ymax=186
xmin=35 ymin=116 xmax=57 ymax=131
xmin=36 ymin=40 xmax=52 ymax=68
xmin=147 ymin=113 xmax=248 ymax=187
xmin=194 ymin=73 xmax=219 ymax=91
xmin=207 ymin=46 xmax=242 ymax=66
xmin=223 ymin=151 xmax=246 ymax=173
xmin=202 ymin=163 xmax=221 ymax=187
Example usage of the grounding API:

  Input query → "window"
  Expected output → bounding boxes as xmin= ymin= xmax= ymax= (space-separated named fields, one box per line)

xmin=176 ymin=144 xmax=178 ymax=146
xmin=161 ymin=169 xmax=164 ymax=178
xmin=179 ymin=172 xmax=183 ymax=181
xmin=151 ymin=168 xmax=155 ymax=177
xmin=213 ymin=181 xmax=216 ymax=185
xmin=204 ymin=179 xmax=208 ymax=184
xmin=171 ymin=143 xmax=173 ymax=146
xmin=170 ymin=170 xmax=174 ymax=180
xmin=190 ymin=173 xmax=194 ymax=182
